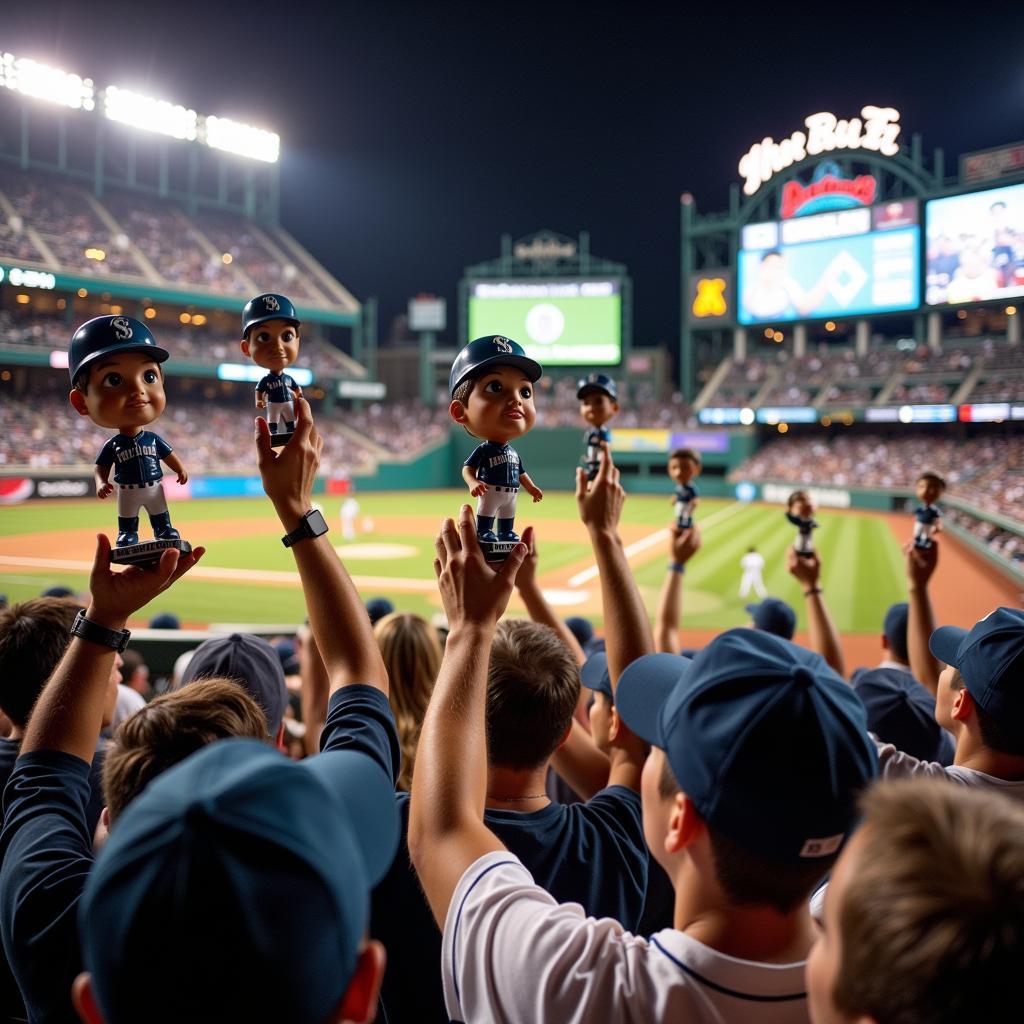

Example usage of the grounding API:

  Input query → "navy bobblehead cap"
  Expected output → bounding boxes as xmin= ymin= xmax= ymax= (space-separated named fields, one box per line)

xmin=449 ymin=335 xmax=542 ymax=396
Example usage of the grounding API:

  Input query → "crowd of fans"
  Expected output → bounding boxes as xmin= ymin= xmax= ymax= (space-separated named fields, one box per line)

xmin=0 ymin=404 xmax=1020 ymax=1024
xmin=733 ymin=431 xmax=1024 ymax=523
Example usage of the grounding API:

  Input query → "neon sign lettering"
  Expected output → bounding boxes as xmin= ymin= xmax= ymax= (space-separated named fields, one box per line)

xmin=780 ymin=172 xmax=877 ymax=219
xmin=738 ymin=106 xmax=901 ymax=196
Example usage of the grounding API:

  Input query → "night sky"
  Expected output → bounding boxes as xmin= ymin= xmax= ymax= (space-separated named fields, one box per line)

xmin=7 ymin=2 xmax=1024 ymax=347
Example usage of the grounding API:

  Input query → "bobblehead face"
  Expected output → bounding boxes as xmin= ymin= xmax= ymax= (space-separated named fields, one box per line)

xmin=579 ymin=389 xmax=619 ymax=428
xmin=450 ymin=366 xmax=537 ymax=444
xmin=916 ymin=477 xmax=944 ymax=505
xmin=790 ymin=492 xmax=815 ymax=519
xmin=668 ymin=456 xmax=699 ymax=486
xmin=69 ymin=352 xmax=167 ymax=435
xmin=241 ymin=318 xmax=301 ymax=374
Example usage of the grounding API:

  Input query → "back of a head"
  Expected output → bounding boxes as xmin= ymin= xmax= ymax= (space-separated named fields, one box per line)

xmin=102 ymin=677 xmax=268 ymax=822
xmin=882 ymin=602 xmax=909 ymax=663
xmin=81 ymin=738 xmax=399 ymax=1024
xmin=0 ymin=597 xmax=80 ymax=728
xmin=618 ymin=629 xmax=877 ymax=912
xmin=487 ymin=620 xmax=580 ymax=770
xmin=179 ymin=632 xmax=289 ymax=737
xmin=374 ymin=611 xmax=442 ymax=790
xmin=834 ymin=779 xmax=1024 ymax=1023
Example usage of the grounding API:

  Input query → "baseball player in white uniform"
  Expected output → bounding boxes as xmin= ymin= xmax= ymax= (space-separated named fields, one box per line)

xmin=738 ymin=546 xmax=767 ymax=598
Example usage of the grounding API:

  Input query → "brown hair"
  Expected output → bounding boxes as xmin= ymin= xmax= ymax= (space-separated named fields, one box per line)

xmin=375 ymin=612 xmax=442 ymax=791
xmin=669 ymin=448 xmax=701 ymax=466
xmin=102 ymin=677 xmax=268 ymax=822
xmin=787 ymin=489 xmax=809 ymax=511
xmin=917 ymin=471 xmax=946 ymax=491
xmin=833 ymin=779 xmax=1024 ymax=1023
xmin=658 ymin=754 xmax=833 ymax=912
xmin=0 ymin=597 xmax=80 ymax=727
xmin=486 ymin=619 xmax=580 ymax=769
xmin=451 ymin=376 xmax=481 ymax=438
xmin=949 ymin=667 xmax=1023 ymax=756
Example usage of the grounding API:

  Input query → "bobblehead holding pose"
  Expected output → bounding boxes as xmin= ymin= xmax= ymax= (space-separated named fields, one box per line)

xmin=241 ymin=293 xmax=303 ymax=447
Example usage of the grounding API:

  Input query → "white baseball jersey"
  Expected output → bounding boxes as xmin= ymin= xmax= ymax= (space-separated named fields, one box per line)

xmin=442 ymin=851 xmax=809 ymax=1024
xmin=740 ymin=552 xmax=765 ymax=574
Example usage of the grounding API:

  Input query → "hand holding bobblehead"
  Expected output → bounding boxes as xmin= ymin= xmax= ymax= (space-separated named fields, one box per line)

xmin=68 ymin=315 xmax=192 ymax=569
xmin=785 ymin=488 xmax=819 ymax=559
xmin=449 ymin=335 xmax=543 ymax=562
xmin=241 ymin=293 xmax=303 ymax=448
xmin=577 ymin=373 xmax=619 ymax=483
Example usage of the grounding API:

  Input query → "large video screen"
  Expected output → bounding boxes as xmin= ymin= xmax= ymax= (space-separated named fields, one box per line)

xmin=737 ymin=202 xmax=919 ymax=323
xmin=468 ymin=279 xmax=621 ymax=365
xmin=925 ymin=182 xmax=1024 ymax=305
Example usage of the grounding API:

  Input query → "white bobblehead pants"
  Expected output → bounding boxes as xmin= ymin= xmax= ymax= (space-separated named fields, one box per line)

xmin=739 ymin=571 xmax=767 ymax=599
xmin=477 ymin=486 xmax=518 ymax=520
xmin=267 ymin=400 xmax=294 ymax=428
xmin=116 ymin=481 xmax=168 ymax=518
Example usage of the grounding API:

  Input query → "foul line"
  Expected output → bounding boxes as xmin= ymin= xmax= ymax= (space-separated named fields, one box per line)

xmin=566 ymin=502 xmax=748 ymax=587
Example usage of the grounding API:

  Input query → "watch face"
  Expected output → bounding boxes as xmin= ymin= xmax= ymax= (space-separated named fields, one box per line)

xmin=305 ymin=509 xmax=329 ymax=537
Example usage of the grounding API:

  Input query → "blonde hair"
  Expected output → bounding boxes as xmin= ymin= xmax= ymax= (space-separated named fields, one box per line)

xmin=375 ymin=612 xmax=442 ymax=791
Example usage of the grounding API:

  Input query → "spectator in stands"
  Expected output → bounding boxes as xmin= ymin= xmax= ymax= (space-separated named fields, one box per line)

xmin=374 ymin=611 xmax=441 ymax=791
xmin=119 ymin=648 xmax=150 ymax=699
xmin=806 ymin=779 xmax=1024 ymax=1024
xmin=365 ymin=596 xmax=394 ymax=625
xmin=147 ymin=612 xmax=180 ymax=629
xmin=746 ymin=597 xmax=797 ymax=641
xmin=409 ymin=449 xmax=876 ymax=1023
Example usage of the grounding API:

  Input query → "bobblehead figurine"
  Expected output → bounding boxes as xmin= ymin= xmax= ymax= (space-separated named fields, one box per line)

xmin=449 ymin=335 xmax=544 ymax=561
xmin=68 ymin=315 xmax=191 ymax=569
xmin=241 ymin=293 xmax=302 ymax=447
xmin=668 ymin=447 xmax=702 ymax=530
xmin=577 ymin=372 xmax=619 ymax=481
xmin=786 ymin=489 xmax=819 ymax=559
xmin=912 ymin=471 xmax=945 ymax=549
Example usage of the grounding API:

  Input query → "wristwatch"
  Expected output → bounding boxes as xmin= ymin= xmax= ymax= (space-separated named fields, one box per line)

xmin=282 ymin=508 xmax=330 ymax=548
xmin=71 ymin=609 xmax=131 ymax=653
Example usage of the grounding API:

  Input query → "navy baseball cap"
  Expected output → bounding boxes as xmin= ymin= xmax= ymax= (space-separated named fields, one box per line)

xmin=576 ymin=373 xmax=618 ymax=401
xmin=852 ymin=667 xmax=955 ymax=765
xmin=882 ymin=603 xmax=909 ymax=663
xmin=69 ymin=315 xmax=168 ymax=384
xmin=565 ymin=616 xmax=594 ymax=648
xmin=79 ymin=738 xmax=399 ymax=1024
xmin=617 ymin=629 xmax=877 ymax=862
xmin=746 ymin=597 xmax=797 ymax=641
xmin=148 ymin=611 xmax=180 ymax=629
xmin=366 ymin=597 xmax=395 ymax=625
xmin=929 ymin=608 xmax=1024 ymax=744
xmin=581 ymin=651 xmax=614 ymax=700
xmin=242 ymin=293 xmax=300 ymax=339
xmin=180 ymin=633 xmax=289 ymax=736
xmin=449 ymin=335 xmax=543 ymax=396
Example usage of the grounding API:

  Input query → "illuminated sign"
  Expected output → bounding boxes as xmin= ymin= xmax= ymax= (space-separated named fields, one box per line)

xmin=960 ymin=142 xmax=1024 ymax=186
xmin=217 ymin=362 xmax=313 ymax=386
xmin=0 ymin=265 xmax=56 ymax=290
xmin=698 ymin=407 xmax=755 ymax=425
xmin=687 ymin=269 xmax=733 ymax=322
xmin=739 ymin=106 xmax=901 ymax=196
xmin=755 ymin=407 xmax=817 ymax=424
xmin=865 ymin=405 xmax=955 ymax=424
xmin=338 ymin=380 xmax=386 ymax=399
xmin=780 ymin=163 xmax=877 ymax=219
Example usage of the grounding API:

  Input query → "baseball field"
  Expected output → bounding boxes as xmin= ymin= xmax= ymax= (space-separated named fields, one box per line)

xmin=0 ymin=491 xmax=1016 ymax=667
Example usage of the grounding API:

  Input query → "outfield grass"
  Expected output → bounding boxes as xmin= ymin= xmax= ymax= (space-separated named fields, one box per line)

xmin=0 ymin=491 xmax=907 ymax=633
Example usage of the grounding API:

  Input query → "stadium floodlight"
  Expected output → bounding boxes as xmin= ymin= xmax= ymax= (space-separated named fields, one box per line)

xmin=103 ymin=85 xmax=198 ymax=141
xmin=204 ymin=115 xmax=279 ymax=163
xmin=0 ymin=52 xmax=94 ymax=110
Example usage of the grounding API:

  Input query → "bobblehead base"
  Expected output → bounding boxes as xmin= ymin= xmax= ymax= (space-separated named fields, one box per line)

xmin=111 ymin=538 xmax=192 ymax=570
xmin=270 ymin=430 xmax=294 ymax=449
xmin=480 ymin=539 xmax=518 ymax=563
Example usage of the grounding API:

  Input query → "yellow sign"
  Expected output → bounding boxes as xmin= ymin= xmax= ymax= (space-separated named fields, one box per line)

xmin=692 ymin=277 xmax=728 ymax=318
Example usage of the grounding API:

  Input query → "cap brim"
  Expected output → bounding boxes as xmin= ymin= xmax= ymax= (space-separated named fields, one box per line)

xmin=302 ymin=751 xmax=399 ymax=888
xmin=576 ymin=385 xmax=613 ymax=400
xmin=929 ymin=625 xmax=969 ymax=667
xmin=452 ymin=354 xmax=543 ymax=395
xmin=245 ymin=314 xmax=301 ymax=337
xmin=744 ymin=603 xmax=760 ymax=615
xmin=74 ymin=343 xmax=169 ymax=379
xmin=616 ymin=653 xmax=691 ymax=747
xmin=580 ymin=652 xmax=611 ymax=696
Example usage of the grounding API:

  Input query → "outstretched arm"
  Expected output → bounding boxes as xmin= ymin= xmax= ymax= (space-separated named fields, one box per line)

xmin=257 ymin=398 xmax=387 ymax=695
xmin=23 ymin=535 xmax=204 ymax=760
xmin=655 ymin=525 xmax=702 ymax=654
xmin=904 ymin=540 xmax=941 ymax=693
xmin=787 ymin=549 xmax=846 ymax=677
xmin=408 ymin=506 xmax=527 ymax=926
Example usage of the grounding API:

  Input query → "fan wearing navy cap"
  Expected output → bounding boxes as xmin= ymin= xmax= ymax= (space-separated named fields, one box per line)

xmin=67 ymin=315 xmax=190 ymax=563
xmin=410 ymin=443 xmax=877 ymax=1023
xmin=577 ymin=372 xmax=619 ymax=481
xmin=241 ymin=293 xmax=303 ymax=448
xmin=449 ymin=335 xmax=545 ymax=559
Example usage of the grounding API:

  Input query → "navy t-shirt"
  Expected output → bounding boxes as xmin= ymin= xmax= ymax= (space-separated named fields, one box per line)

xmin=584 ymin=425 xmax=611 ymax=448
xmin=96 ymin=430 xmax=171 ymax=485
xmin=674 ymin=482 xmax=698 ymax=504
xmin=465 ymin=441 xmax=524 ymax=488
xmin=915 ymin=505 xmax=941 ymax=525
xmin=256 ymin=372 xmax=298 ymax=404
xmin=326 ymin=687 xmax=649 ymax=1024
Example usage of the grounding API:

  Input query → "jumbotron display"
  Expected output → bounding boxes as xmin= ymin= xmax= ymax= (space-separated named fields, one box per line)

xmin=737 ymin=202 xmax=920 ymax=323
xmin=925 ymin=182 xmax=1024 ymax=306
xmin=468 ymin=279 xmax=622 ymax=365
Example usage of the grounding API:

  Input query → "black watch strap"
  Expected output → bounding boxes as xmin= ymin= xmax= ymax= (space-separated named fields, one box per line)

xmin=282 ymin=509 xmax=329 ymax=548
xmin=71 ymin=609 xmax=131 ymax=653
